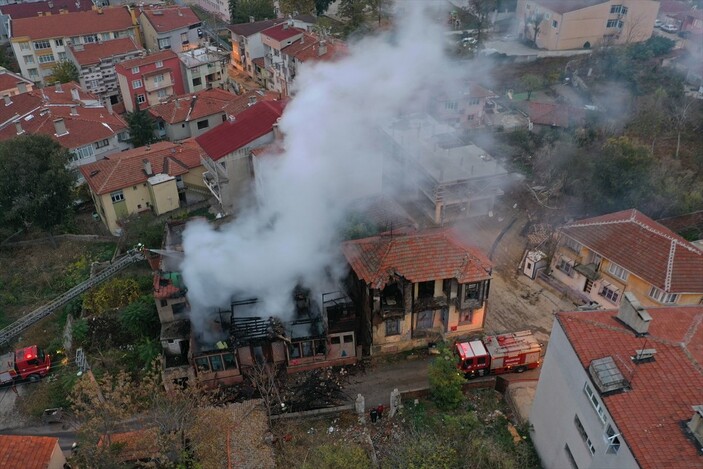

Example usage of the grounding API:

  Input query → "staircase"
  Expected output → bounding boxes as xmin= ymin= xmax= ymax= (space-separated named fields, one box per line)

xmin=0 ymin=249 xmax=145 ymax=346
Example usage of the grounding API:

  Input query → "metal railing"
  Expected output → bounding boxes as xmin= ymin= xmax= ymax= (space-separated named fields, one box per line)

xmin=0 ymin=249 xmax=145 ymax=346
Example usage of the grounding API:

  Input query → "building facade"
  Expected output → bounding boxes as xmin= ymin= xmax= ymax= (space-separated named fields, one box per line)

xmin=179 ymin=46 xmax=228 ymax=93
xmin=548 ymin=209 xmax=703 ymax=308
xmin=116 ymin=50 xmax=186 ymax=112
xmin=516 ymin=0 xmax=660 ymax=50
xmin=0 ymin=67 xmax=34 ymax=95
xmin=139 ymin=5 xmax=202 ymax=54
xmin=10 ymin=6 xmax=139 ymax=84
xmin=228 ymin=19 xmax=283 ymax=76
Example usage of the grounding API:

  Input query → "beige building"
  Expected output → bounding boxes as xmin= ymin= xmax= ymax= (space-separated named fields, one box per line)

xmin=517 ymin=0 xmax=660 ymax=50
xmin=79 ymin=141 xmax=209 ymax=235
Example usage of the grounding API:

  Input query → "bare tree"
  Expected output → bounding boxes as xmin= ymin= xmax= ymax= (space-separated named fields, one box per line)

xmin=468 ymin=0 xmax=497 ymax=45
xmin=622 ymin=12 xmax=650 ymax=44
xmin=524 ymin=12 xmax=545 ymax=46
xmin=244 ymin=361 xmax=283 ymax=426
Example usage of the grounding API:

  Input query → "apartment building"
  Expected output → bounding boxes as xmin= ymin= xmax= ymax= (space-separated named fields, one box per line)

xmin=67 ymin=37 xmax=144 ymax=105
xmin=431 ymin=82 xmax=497 ymax=129
xmin=116 ymin=50 xmax=186 ymax=112
xmin=549 ymin=209 xmax=703 ymax=308
xmin=530 ymin=294 xmax=703 ymax=469
xmin=188 ymin=0 xmax=230 ymax=23
xmin=516 ymin=0 xmax=660 ymax=50
xmin=10 ymin=6 xmax=139 ymax=84
xmin=0 ymin=0 xmax=94 ymax=44
xmin=260 ymin=22 xmax=304 ymax=93
xmin=228 ymin=19 xmax=283 ymax=76
xmin=179 ymin=46 xmax=228 ymax=93
xmin=278 ymin=33 xmax=345 ymax=96
xmin=139 ymin=5 xmax=202 ymax=54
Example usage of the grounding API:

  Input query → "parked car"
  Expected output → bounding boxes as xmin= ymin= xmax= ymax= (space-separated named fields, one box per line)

xmin=661 ymin=23 xmax=679 ymax=33
xmin=654 ymin=19 xmax=663 ymax=28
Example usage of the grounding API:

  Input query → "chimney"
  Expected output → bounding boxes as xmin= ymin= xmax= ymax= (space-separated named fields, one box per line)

xmin=14 ymin=120 xmax=24 ymax=135
xmin=248 ymin=95 xmax=256 ymax=106
xmin=175 ymin=98 xmax=180 ymax=109
xmin=3 ymin=95 xmax=11 ymax=106
xmin=688 ymin=405 xmax=703 ymax=447
xmin=97 ymin=6 xmax=103 ymax=14
xmin=106 ymin=99 xmax=113 ymax=114
xmin=249 ymin=16 xmax=255 ymax=23
xmin=283 ymin=23 xmax=289 ymax=30
xmin=53 ymin=118 xmax=68 ymax=136
xmin=272 ymin=117 xmax=282 ymax=141
xmin=55 ymin=82 xmax=63 ymax=93
xmin=318 ymin=40 xmax=327 ymax=56
xmin=70 ymin=105 xmax=78 ymax=116
xmin=16 ymin=82 xmax=27 ymax=94
xmin=616 ymin=292 xmax=652 ymax=335
xmin=143 ymin=158 xmax=153 ymax=176
xmin=70 ymin=88 xmax=80 ymax=101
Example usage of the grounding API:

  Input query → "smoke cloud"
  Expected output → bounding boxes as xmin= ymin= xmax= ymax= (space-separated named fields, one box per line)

xmin=180 ymin=1 xmax=476 ymax=328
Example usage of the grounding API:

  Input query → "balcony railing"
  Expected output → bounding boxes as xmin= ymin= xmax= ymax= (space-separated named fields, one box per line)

xmin=202 ymin=171 xmax=222 ymax=202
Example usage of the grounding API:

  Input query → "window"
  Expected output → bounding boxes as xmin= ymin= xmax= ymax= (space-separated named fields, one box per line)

xmin=552 ymin=19 xmax=558 ymax=28
xmin=158 ymin=38 xmax=171 ymax=50
xmin=209 ymin=355 xmax=224 ymax=371
xmin=557 ymin=257 xmax=575 ymax=277
xmin=155 ymin=60 xmax=163 ymax=68
xmin=574 ymin=415 xmax=595 ymax=455
xmin=385 ymin=318 xmax=400 ymax=336
xmin=648 ymin=286 xmax=678 ymax=304
xmin=71 ymin=145 xmax=94 ymax=162
xmin=136 ymin=94 xmax=146 ymax=104
xmin=54 ymin=38 xmax=64 ymax=46
xmin=467 ymin=97 xmax=480 ymax=106
xmin=153 ymin=74 xmax=164 ymax=83
xmin=222 ymin=353 xmax=237 ymax=370
xmin=459 ymin=309 xmax=473 ymax=324
xmin=28 ymin=68 xmax=39 ymax=79
xmin=564 ymin=237 xmax=582 ymax=253
xmin=588 ymin=253 xmax=602 ymax=269
xmin=584 ymin=382 xmax=607 ymax=424
xmin=301 ymin=341 xmax=314 ymax=357
xmin=289 ymin=342 xmax=301 ymax=359
xmin=445 ymin=100 xmax=458 ymax=110
xmin=197 ymin=119 xmax=209 ymax=130
xmin=192 ymin=77 xmax=202 ymax=87
xmin=19 ymin=42 xmax=31 ymax=51
xmin=132 ymin=79 xmax=143 ymax=89
xmin=84 ymin=35 xmax=98 ymax=43
xmin=101 ymin=33 xmax=111 ymax=41
xmin=195 ymin=357 xmax=210 ymax=373
xmin=157 ymin=89 xmax=168 ymax=98
xmin=606 ymin=19 xmax=624 ymax=28
xmin=33 ymin=40 xmax=51 ymax=50
xmin=610 ymin=5 xmax=627 ymax=15
xmin=608 ymin=262 xmax=628 ymax=281
xmin=599 ymin=285 xmax=620 ymax=303
xmin=416 ymin=310 xmax=434 ymax=330
xmin=58 ymin=52 xmax=67 ymax=61
xmin=23 ymin=55 xmax=34 ymax=64
xmin=131 ymin=66 xmax=140 ymax=74
xmin=344 ymin=334 xmax=354 ymax=343
xmin=94 ymin=139 xmax=109 ymax=149
xmin=605 ymin=425 xmax=621 ymax=454
xmin=38 ymin=54 xmax=55 ymax=64
xmin=464 ymin=283 xmax=480 ymax=301
xmin=181 ymin=32 xmax=188 ymax=44
xmin=110 ymin=191 xmax=125 ymax=203
xmin=418 ymin=281 xmax=434 ymax=299
xmin=160 ymin=299 xmax=167 ymax=307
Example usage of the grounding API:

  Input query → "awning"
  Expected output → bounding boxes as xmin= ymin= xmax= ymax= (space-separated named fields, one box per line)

xmin=574 ymin=263 xmax=601 ymax=281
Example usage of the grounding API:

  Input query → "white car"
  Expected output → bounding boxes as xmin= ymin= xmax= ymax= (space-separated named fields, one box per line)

xmin=654 ymin=19 xmax=663 ymax=28
xmin=661 ymin=24 xmax=679 ymax=33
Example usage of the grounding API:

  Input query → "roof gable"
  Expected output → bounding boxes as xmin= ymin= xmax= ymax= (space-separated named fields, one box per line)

xmin=140 ymin=6 xmax=200 ymax=33
xmin=69 ymin=37 xmax=143 ymax=66
xmin=12 ymin=6 xmax=134 ymax=39
xmin=0 ymin=435 xmax=59 ymax=469
xmin=228 ymin=19 xmax=285 ymax=37
xmin=342 ymin=228 xmax=492 ymax=289
xmin=116 ymin=50 xmax=178 ymax=70
xmin=562 ymin=209 xmax=703 ymax=292
xmin=261 ymin=23 xmax=305 ymax=42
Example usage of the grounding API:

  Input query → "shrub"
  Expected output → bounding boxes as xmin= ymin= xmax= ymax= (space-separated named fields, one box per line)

xmin=428 ymin=342 xmax=465 ymax=410
xmin=302 ymin=444 xmax=370 ymax=469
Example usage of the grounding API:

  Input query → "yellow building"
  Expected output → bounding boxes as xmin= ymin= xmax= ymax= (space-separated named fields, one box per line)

xmin=549 ymin=209 xmax=703 ymax=308
xmin=517 ymin=0 xmax=660 ymax=50
xmin=342 ymin=228 xmax=493 ymax=355
xmin=79 ymin=141 xmax=209 ymax=235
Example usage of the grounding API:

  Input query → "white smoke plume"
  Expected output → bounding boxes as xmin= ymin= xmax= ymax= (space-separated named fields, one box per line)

xmin=180 ymin=1 xmax=473 ymax=328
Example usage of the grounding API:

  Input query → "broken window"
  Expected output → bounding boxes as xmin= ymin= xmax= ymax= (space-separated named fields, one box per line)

xmin=289 ymin=343 xmax=301 ymax=359
xmin=301 ymin=341 xmax=314 ymax=357
xmin=605 ymin=425 xmax=621 ymax=454
xmin=195 ymin=357 xmax=210 ymax=373
xmin=386 ymin=318 xmax=400 ymax=336
xmin=223 ymin=353 xmax=237 ymax=370
xmin=416 ymin=310 xmax=434 ymax=330
xmin=417 ymin=281 xmax=435 ymax=299
xmin=464 ymin=283 xmax=480 ymax=301
xmin=382 ymin=283 xmax=403 ymax=307
xmin=459 ymin=309 xmax=473 ymax=324
xmin=210 ymin=355 xmax=224 ymax=372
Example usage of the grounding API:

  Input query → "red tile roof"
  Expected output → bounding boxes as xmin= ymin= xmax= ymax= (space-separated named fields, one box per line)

xmin=80 ymin=140 xmax=205 ymax=195
xmin=0 ymin=0 xmax=94 ymax=19
xmin=557 ymin=307 xmax=703 ymax=469
xmin=195 ymin=100 xmax=285 ymax=161
xmin=12 ymin=6 xmax=135 ymax=39
xmin=261 ymin=23 xmax=305 ymax=42
xmin=530 ymin=0 xmax=606 ymax=14
xmin=0 ymin=69 xmax=33 ymax=93
xmin=69 ymin=37 xmax=143 ymax=67
xmin=526 ymin=101 xmax=585 ymax=128
xmin=148 ymin=89 xmax=278 ymax=125
xmin=99 ymin=428 xmax=159 ymax=462
xmin=40 ymin=81 xmax=98 ymax=104
xmin=140 ymin=6 xmax=200 ymax=33
xmin=116 ymin=50 xmax=178 ymax=70
xmin=342 ymin=228 xmax=492 ymax=289
xmin=0 ymin=435 xmax=60 ymax=469
xmin=562 ymin=209 xmax=703 ymax=293
xmin=228 ymin=19 xmax=285 ymax=36
xmin=289 ymin=38 xmax=347 ymax=63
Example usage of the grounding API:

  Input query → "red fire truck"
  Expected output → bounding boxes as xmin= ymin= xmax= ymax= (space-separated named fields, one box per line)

xmin=0 ymin=345 xmax=51 ymax=384
xmin=456 ymin=330 xmax=542 ymax=378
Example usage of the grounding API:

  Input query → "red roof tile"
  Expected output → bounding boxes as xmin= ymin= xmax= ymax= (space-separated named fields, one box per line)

xmin=261 ymin=23 xmax=305 ymax=42
xmin=292 ymin=39 xmax=347 ymax=63
xmin=195 ymin=100 xmax=286 ymax=161
xmin=558 ymin=307 xmax=703 ymax=469
xmin=228 ymin=18 xmax=285 ymax=37
xmin=12 ymin=6 xmax=135 ymax=39
xmin=526 ymin=101 xmax=585 ymax=128
xmin=99 ymin=428 xmax=159 ymax=462
xmin=69 ymin=37 xmax=143 ymax=66
xmin=0 ymin=0 xmax=93 ymax=19
xmin=148 ymin=89 xmax=278 ymax=125
xmin=80 ymin=140 xmax=205 ymax=195
xmin=116 ymin=50 xmax=178 ymax=70
xmin=140 ymin=6 xmax=200 ymax=33
xmin=562 ymin=209 xmax=703 ymax=293
xmin=0 ymin=69 xmax=32 ymax=93
xmin=0 ymin=435 xmax=60 ymax=469
xmin=342 ymin=228 xmax=492 ymax=289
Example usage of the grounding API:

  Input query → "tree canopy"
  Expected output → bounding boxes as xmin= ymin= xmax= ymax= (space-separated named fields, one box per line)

xmin=229 ymin=0 xmax=275 ymax=24
xmin=125 ymin=105 xmax=157 ymax=148
xmin=46 ymin=60 xmax=79 ymax=84
xmin=0 ymin=135 xmax=75 ymax=235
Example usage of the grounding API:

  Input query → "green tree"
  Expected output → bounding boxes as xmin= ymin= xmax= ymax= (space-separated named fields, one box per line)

xmin=125 ymin=103 xmax=157 ymax=148
xmin=468 ymin=0 xmax=497 ymax=44
xmin=428 ymin=343 xmax=465 ymax=410
xmin=83 ymin=277 xmax=141 ymax=315
xmin=338 ymin=0 xmax=370 ymax=35
xmin=120 ymin=294 xmax=160 ymax=340
xmin=0 ymin=48 xmax=19 ymax=73
xmin=229 ymin=0 xmax=275 ymax=24
xmin=302 ymin=445 xmax=371 ymax=469
xmin=521 ymin=74 xmax=542 ymax=100
xmin=279 ymin=0 xmax=315 ymax=15
xmin=0 ymin=135 xmax=75 ymax=237
xmin=315 ymin=0 xmax=334 ymax=15
xmin=46 ymin=60 xmax=79 ymax=84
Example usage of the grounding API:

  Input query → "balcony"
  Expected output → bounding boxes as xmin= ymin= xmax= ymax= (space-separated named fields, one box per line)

xmin=145 ymin=76 xmax=173 ymax=92
xmin=202 ymin=171 xmax=222 ymax=203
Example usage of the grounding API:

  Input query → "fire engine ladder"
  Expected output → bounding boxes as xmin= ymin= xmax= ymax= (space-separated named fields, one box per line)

xmin=0 ymin=249 xmax=145 ymax=346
